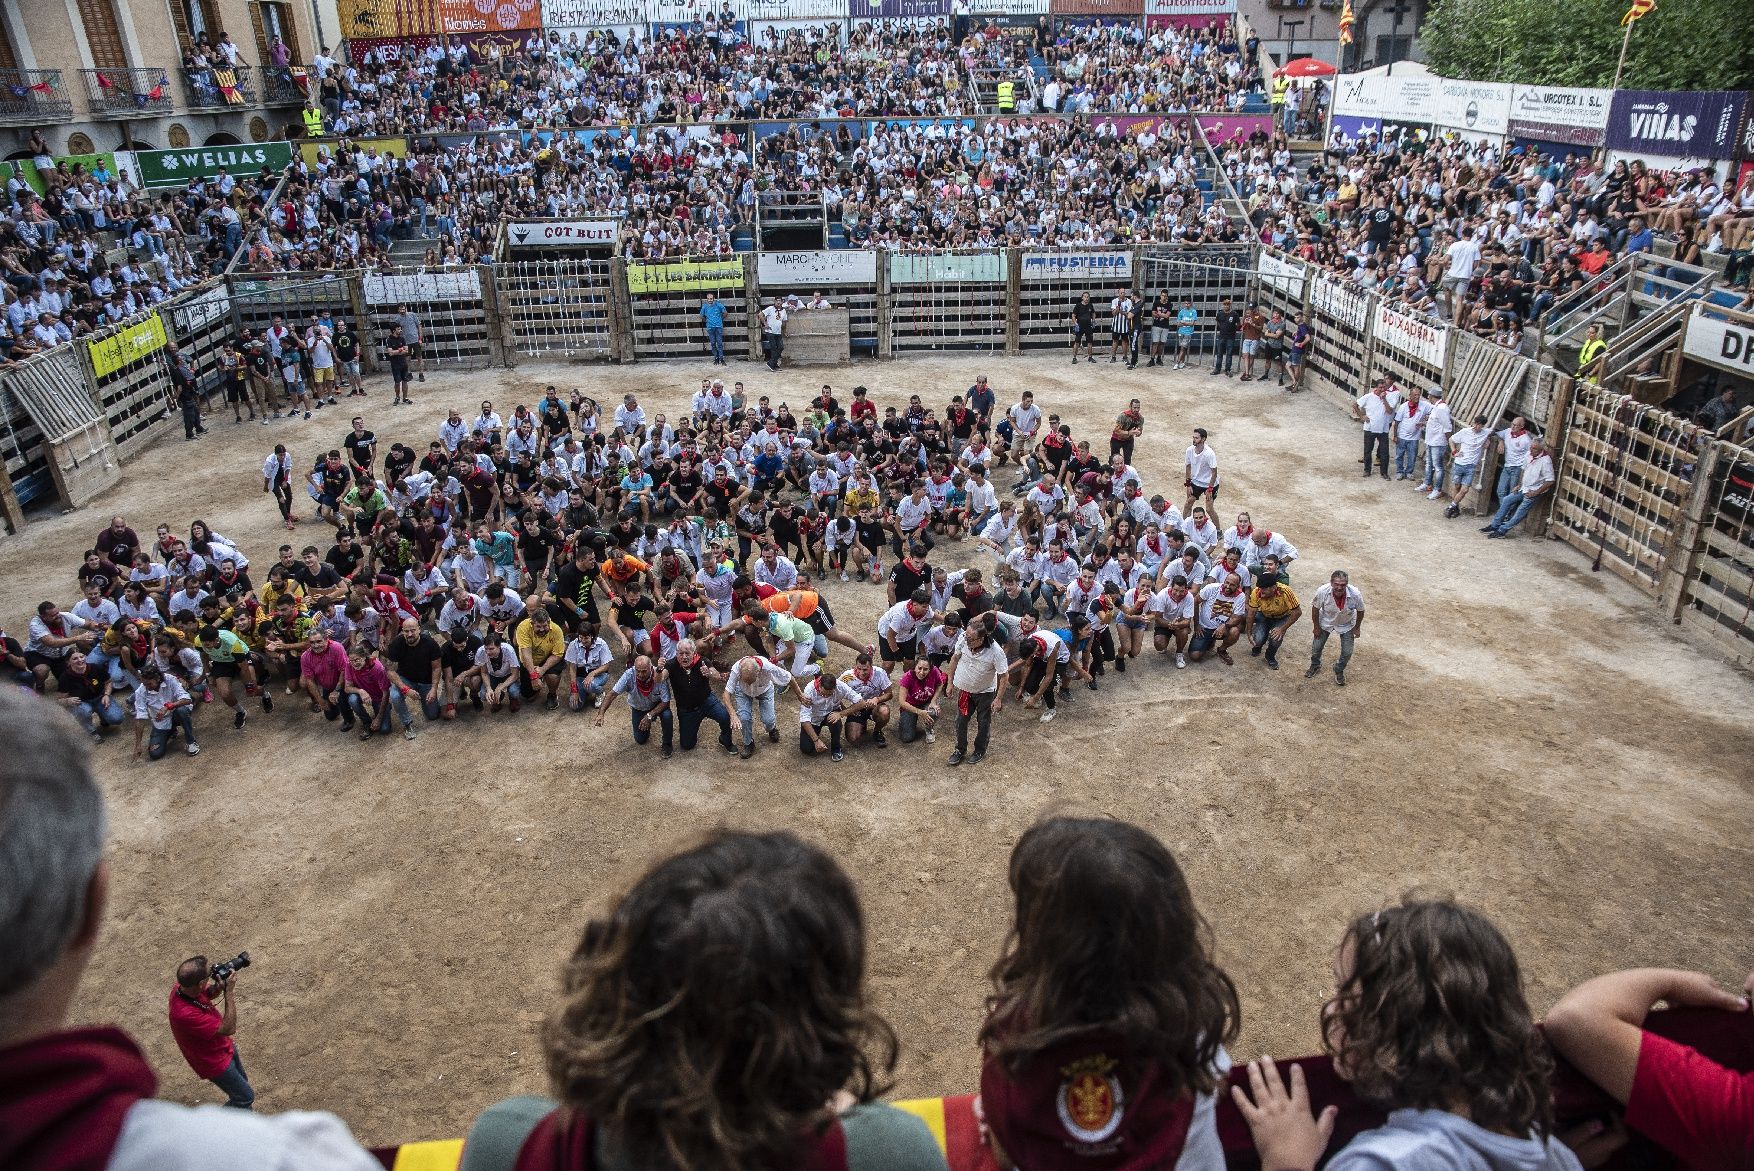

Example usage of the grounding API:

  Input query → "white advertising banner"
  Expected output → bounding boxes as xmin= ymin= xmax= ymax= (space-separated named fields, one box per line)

xmin=539 ymin=0 xmax=648 ymax=24
xmin=1507 ymin=85 xmax=1612 ymax=145
xmin=970 ymin=0 xmax=1049 ymax=12
xmin=1257 ymin=251 xmax=1306 ymax=299
xmin=1682 ymin=311 xmax=1754 ymax=378
xmin=757 ymin=249 xmax=878 ymax=286
xmin=167 ymin=286 xmax=229 ymax=335
xmin=1019 ymin=251 xmax=1133 ymax=282
xmin=1330 ymin=74 xmax=1438 ymax=124
xmin=1143 ymin=0 xmax=1234 ymax=13
xmin=651 ymin=0 xmax=743 ymax=20
xmin=1309 ymin=274 xmax=1369 ymax=333
xmin=505 ymin=219 xmax=621 ymax=249
xmin=1431 ymin=78 xmax=1512 ymax=137
xmin=362 ymin=271 xmax=484 ymax=306
xmin=1373 ymin=302 xmax=1448 ymax=369
xmin=747 ymin=0 xmax=846 ymax=14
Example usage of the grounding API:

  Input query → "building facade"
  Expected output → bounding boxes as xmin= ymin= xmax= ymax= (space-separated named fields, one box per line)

xmin=1240 ymin=0 xmax=1427 ymax=71
xmin=0 ymin=0 xmax=324 ymax=158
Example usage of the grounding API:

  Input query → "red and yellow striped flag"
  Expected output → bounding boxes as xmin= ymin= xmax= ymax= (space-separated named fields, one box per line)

xmin=1338 ymin=0 xmax=1355 ymax=44
xmin=1621 ymin=0 xmax=1655 ymax=25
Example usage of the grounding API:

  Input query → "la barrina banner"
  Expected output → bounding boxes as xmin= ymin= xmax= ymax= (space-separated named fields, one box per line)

xmin=1020 ymin=251 xmax=1132 ymax=281
xmin=757 ymin=250 xmax=877 ymax=285
xmin=363 ymin=271 xmax=485 ymax=306
xmin=88 ymin=315 xmax=168 ymax=379
xmin=506 ymin=219 xmax=621 ymax=248
xmin=1373 ymin=302 xmax=1448 ymax=369
xmin=627 ymin=257 xmax=746 ymax=294
xmin=889 ymin=252 xmax=1007 ymax=284
xmin=1508 ymin=85 xmax=1612 ymax=146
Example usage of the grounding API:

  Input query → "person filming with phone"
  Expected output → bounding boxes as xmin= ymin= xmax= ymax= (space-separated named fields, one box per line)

xmin=169 ymin=951 xmax=254 ymax=1109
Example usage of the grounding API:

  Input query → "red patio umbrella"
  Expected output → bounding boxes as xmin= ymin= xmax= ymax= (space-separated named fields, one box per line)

xmin=1277 ymin=57 xmax=1337 ymax=78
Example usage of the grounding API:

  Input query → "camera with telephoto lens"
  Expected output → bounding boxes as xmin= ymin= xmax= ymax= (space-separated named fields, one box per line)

xmin=209 ymin=951 xmax=251 ymax=981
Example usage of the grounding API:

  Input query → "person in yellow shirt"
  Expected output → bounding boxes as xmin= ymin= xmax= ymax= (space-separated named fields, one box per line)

xmin=514 ymin=609 xmax=567 ymax=709
xmin=1244 ymin=556 xmax=1302 ymax=670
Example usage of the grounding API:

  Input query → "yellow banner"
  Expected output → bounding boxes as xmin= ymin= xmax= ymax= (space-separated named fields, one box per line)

xmin=300 ymin=135 xmax=410 ymax=167
xmin=626 ymin=257 xmax=745 ymax=295
xmin=88 ymin=314 xmax=169 ymax=379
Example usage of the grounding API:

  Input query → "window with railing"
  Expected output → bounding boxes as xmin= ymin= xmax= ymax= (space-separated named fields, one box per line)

xmin=0 ymin=69 xmax=73 ymax=123
xmin=82 ymin=66 xmax=175 ymax=117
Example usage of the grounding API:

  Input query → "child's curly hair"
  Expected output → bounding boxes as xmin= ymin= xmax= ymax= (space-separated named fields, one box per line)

xmin=1324 ymin=897 xmax=1554 ymax=1136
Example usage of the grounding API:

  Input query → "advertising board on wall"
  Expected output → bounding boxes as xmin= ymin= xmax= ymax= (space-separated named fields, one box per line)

xmin=1431 ymin=78 xmax=1512 ymax=138
xmin=363 ymin=271 xmax=485 ymax=306
xmin=1507 ymin=85 xmax=1612 ymax=146
xmin=757 ymin=250 xmax=878 ymax=285
xmin=506 ymin=219 xmax=622 ymax=248
xmin=88 ymin=315 xmax=168 ymax=379
xmin=627 ymin=257 xmax=746 ymax=294
xmin=1606 ymin=89 xmax=1747 ymax=164
xmin=135 ymin=143 xmax=293 ymax=188
xmin=1374 ymin=302 xmax=1448 ymax=369
xmin=889 ymin=252 xmax=1007 ymax=284
xmin=1019 ymin=251 xmax=1132 ymax=281
xmin=1682 ymin=310 xmax=1754 ymax=378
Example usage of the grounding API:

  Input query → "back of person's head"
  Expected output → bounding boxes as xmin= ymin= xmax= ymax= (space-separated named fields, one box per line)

xmin=982 ymin=817 xmax=1237 ymax=1096
xmin=0 ymin=689 xmax=106 ymax=1029
xmin=542 ymin=830 xmax=897 ymax=1171
xmin=1326 ymin=896 xmax=1552 ymax=1136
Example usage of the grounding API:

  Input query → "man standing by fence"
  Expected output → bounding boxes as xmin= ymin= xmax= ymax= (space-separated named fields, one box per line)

xmin=760 ymin=298 xmax=786 ymax=371
xmin=394 ymin=305 xmax=425 ymax=382
xmin=700 ymin=292 xmax=727 ymax=365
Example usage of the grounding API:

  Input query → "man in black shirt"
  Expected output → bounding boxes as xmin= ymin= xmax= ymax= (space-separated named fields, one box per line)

xmin=440 ymin=625 xmax=485 ymax=716
xmin=1070 ymin=293 xmax=1096 ymax=363
xmin=342 ymin=417 xmax=377 ymax=470
xmin=1211 ymin=296 xmax=1241 ymax=377
xmin=294 ymin=546 xmax=346 ymax=603
xmin=550 ymin=546 xmax=601 ymax=634
xmin=172 ymin=351 xmax=206 ymax=441
xmin=668 ymin=640 xmax=735 ymax=754
xmin=333 ymin=320 xmax=364 ymax=396
xmin=382 ymin=618 xmax=443 ymax=719
xmin=325 ymin=530 xmax=365 ymax=580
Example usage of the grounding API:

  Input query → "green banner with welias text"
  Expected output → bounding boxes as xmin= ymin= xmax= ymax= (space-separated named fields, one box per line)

xmin=134 ymin=142 xmax=294 ymax=188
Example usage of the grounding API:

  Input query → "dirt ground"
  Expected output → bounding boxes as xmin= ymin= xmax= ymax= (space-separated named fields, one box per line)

xmin=4 ymin=350 xmax=1751 ymax=1147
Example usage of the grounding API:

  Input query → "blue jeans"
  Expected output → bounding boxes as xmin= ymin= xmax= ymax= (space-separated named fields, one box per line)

xmin=146 ymin=709 xmax=197 ymax=759
xmin=1394 ymin=437 xmax=1420 ymax=477
xmin=1489 ymin=490 xmax=1540 ymax=534
xmin=1310 ymin=628 xmax=1355 ymax=672
xmin=706 ymin=325 xmax=725 ymax=362
xmin=210 ymin=1050 xmax=255 ymax=1110
xmin=1250 ymin=613 xmax=1287 ymax=660
xmin=406 ymin=680 xmax=441 ymax=720
xmin=1495 ymin=463 xmax=1524 ymax=506
xmin=1421 ymin=445 xmax=1448 ymax=491
xmin=630 ymin=704 xmax=673 ymax=750
xmin=732 ymin=689 xmax=778 ymax=747
xmin=1212 ymin=336 xmax=1238 ymax=372
xmin=74 ymin=697 xmax=126 ymax=729
xmin=571 ymin=673 xmax=608 ymax=710
xmin=349 ymin=689 xmax=413 ymax=731
xmin=678 ymin=695 xmax=733 ymax=751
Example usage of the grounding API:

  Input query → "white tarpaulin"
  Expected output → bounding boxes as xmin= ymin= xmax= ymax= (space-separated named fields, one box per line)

xmin=1374 ymin=301 xmax=1448 ymax=368
xmin=506 ymin=219 xmax=621 ymax=249
xmin=1431 ymin=78 xmax=1512 ymax=137
xmin=1257 ymin=251 xmax=1306 ymax=299
xmin=1019 ymin=251 xmax=1133 ymax=282
xmin=1683 ymin=310 xmax=1754 ymax=378
xmin=1331 ymin=74 xmax=1438 ymax=124
xmin=363 ymin=271 xmax=484 ymax=306
xmin=757 ymin=250 xmax=877 ymax=286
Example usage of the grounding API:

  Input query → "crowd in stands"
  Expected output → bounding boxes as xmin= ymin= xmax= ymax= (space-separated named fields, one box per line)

xmin=5 ymin=710 xmax=1752 ymax=1170
xmin=1227 ymin=128 xmax=1754 ymax=344
xmin=0 ymin=133 xmax=262 ymax=365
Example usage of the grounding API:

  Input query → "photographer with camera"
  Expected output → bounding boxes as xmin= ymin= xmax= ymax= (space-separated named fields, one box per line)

xmin=169 ymin=951 xmax=252 ymax=1108
xmin=0 ymin=687 xmax=374 ymax=1170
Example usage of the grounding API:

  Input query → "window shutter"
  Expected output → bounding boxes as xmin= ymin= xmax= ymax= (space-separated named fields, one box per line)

xmin=168 ymin=0 xmax=193 ymax=54
xmin=0 ymin=18 xmax=20 ymax=70
xmin=76 ymin=0 xmax=129 ymax=70
xmin=247 ymin=0 xmax=268 ymax=63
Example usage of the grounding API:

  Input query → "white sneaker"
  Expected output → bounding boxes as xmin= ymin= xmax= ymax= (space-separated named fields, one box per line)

xmin=925 ymin=728 xmax=936 ymax=743
xmin=186 ymin=742 xmax=201 ymax=756
xmin=1175 ymin=653 xmax=1186 ymax=669
xmin=840 ymin=571 xmax=850 ymax=582
xmin=1427 ymin=488 xmax=1442 ymax=500
xmin=1039 ymin=709 xmax=1056 ymax=723
xmin=403 ymin=726 xmax=417 ymax=741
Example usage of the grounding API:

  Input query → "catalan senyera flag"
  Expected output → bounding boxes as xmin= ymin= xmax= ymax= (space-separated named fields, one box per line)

xmin=1621 ymin=0 xmax=1655 ymax=25
xmin=213 ymin=68 xmax=245 ymax=105
xmin=1338 ymin=0 xmax=1356 ymax=45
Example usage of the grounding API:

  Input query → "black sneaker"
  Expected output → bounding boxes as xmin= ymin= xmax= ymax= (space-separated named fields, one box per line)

xmin=471 ymin=691 xmax=484 ymax=711
xmin=1304 ymin=664 xmax=1320 ymax=678
xmin=1250 ymin=643 xmax=1263 ymax=656
xmin=873 ymin=730 xmax=888 ymax=747
xmin=967 ymin=750 xmax=985 ymax=765
xmin=1114 ymin=657 xmax=1126 ymax=673
xmin=767 ymin=725 xmax=780 ymax=743
xmin=261 ymin=692 xmax=274 ymax=713
xmin=325 ymin=702 xmax=341 ymax=721
xmin=947 ymin=749 xmax=964 ymax=766
xmin=233 ymin=709 xmax=247 ymax=729
xmin=340 ymin=716 xmax=355 ymax=732
xmin=1334 ymin=667 xmax=1346 ymax=687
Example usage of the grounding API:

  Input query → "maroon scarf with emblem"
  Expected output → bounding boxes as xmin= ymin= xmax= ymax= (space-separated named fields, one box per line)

xmin=0 ymin=1026 xmax=158 ymax=1171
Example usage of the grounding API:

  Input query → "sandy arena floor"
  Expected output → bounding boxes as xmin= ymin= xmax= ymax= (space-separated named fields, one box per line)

xmin=3 ymin=351 xmax=1750 ymax=1146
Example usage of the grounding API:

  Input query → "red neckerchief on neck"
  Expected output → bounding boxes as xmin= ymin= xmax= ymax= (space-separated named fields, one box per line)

xmin=0 ymin=1026 xmax=158 ymax=1171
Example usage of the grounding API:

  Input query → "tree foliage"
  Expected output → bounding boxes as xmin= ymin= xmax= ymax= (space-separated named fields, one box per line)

xmin=1420 ymin=0 xmax=1754 ymax=90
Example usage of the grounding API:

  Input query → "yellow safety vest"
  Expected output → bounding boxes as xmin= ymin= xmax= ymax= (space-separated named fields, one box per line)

xmin=996 ymin=80 xmax=1015 ymax=110
xmin=301 ymin=106 xmax=324 ymax=136
xmin=1579 ymin=337 xmax=1608 ymax=368
xmin=1271 ymin=77 xmax=1290 ymax=106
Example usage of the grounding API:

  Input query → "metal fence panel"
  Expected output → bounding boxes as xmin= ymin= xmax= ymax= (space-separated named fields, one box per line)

xmin=496 ymin=259 xmax=616 ymax=360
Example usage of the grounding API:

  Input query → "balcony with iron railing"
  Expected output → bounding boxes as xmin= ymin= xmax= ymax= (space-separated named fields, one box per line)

xmin=82 ymin=66 xmax=175 ymax=118
xmin=0 ymin=69 xmax=73 ymax=124
xmin=259 ymin=64 xmax=308 ymax=106
xmin=182 ymin=62 xmax=255 ymax=110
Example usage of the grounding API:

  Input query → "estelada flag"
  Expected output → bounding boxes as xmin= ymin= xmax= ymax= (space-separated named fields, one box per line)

xmin=1621 ymin=0 xmax=1655 ymax=24
xmin=1338 ymin=0 xmax=1356 ymax=45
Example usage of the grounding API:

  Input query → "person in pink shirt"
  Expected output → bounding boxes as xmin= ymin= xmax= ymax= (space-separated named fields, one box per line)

xmin=297 ymin=627 xmax=348 ymax=724
xmin=896 ymin=657 xmax=944 ymax=744
xmin=342 ymin=644 xmax=415 ymax=741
